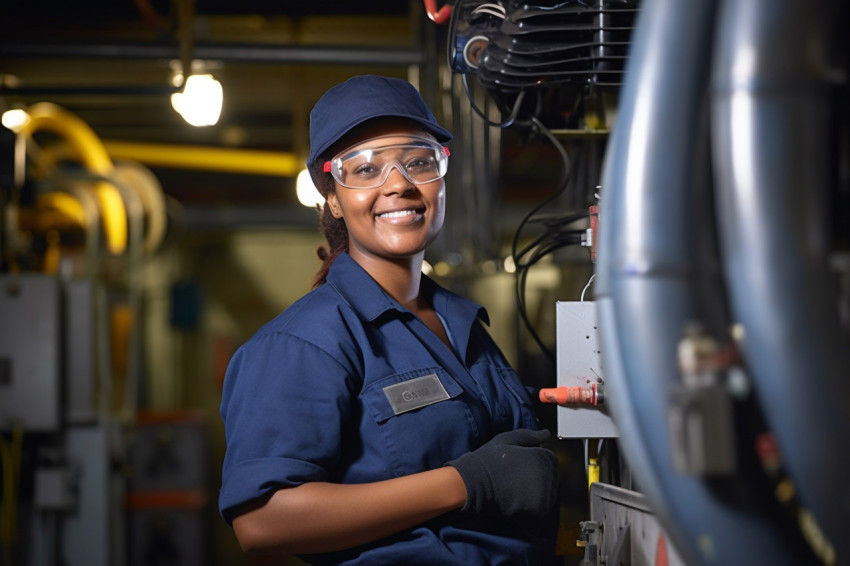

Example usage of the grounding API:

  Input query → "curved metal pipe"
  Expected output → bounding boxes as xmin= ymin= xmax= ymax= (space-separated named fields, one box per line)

xmin=597 ymin=0 xmax=817 ymax=563
xmin=111 ymin=161 xmax=167 ymax=256
xmin=711 ymin=0 xmax=850 ymax=560
xmin=22 ymin=102 xmax=127 ymax=255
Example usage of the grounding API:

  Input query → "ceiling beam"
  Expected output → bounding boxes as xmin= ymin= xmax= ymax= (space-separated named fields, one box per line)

xmin=0 ymin=42 xmax=424 ymax=66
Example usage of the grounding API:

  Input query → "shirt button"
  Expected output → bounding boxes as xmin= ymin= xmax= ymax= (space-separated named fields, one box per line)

xmin=498 ymin=406 xmax=507 ymax=417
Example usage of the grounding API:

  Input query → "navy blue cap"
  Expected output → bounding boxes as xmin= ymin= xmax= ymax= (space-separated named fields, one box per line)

xmin=307 ymin=75 xmax=453 ymax=171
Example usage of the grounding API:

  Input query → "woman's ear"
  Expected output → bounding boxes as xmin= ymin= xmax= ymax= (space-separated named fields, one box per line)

xmin=326 ymin=192 xmax=343 ymax=219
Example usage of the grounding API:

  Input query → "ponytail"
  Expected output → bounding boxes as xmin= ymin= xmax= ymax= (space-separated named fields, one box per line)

xmin=310 ymin=162 xmax=349 ymax=287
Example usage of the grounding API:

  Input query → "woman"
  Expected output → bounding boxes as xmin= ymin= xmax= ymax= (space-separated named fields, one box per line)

xmin=219 ymin=75 xmax=560 ymax=565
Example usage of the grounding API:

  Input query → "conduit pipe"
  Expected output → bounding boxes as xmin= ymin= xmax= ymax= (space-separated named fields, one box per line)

xmin=102 ymin=140 xmax=301 ymax=177
xmin=21 ymin=102 xmax=127 ymax=255
xmin=112 ymin=160 xmax=167 ymax=256
xmin=596 ymin=0 xmax=815 ymax=563
xmin=0 ymin=43 xmax=423 ymax=67
xmin=711 ymin=0 xmax=850 ymax=560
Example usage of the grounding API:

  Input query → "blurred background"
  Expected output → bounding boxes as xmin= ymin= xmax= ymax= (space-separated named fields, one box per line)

xmin=1 ymin=1 xmax=613 ymax=564
xmin=4 ymin=1 xmax=848 ymax=566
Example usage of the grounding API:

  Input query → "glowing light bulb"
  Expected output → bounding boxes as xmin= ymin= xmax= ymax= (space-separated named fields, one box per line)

xmin=1 ymin=108 xmax=31 ymax=132
xmin=171 ymin=74 xmax=223 ymax=127
xmin=296 ymin=169 xmax=325 ymax=208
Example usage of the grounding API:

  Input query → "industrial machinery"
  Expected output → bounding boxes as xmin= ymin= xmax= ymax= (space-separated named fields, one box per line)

xmin=0 ymin=102 xmax=192 ymax=566
xmin=448 ymin=0 xmax=638 ymax=130
xmin=444 ymin=0 xmax=848 ymax=564
xmin=2 ymin=1 xmax=848 ymax=564
xmin=594 ymin=0 xmax=849 ymax=563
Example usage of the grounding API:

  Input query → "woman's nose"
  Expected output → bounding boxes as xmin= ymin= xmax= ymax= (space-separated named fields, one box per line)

xmin=381 ymin=164 xmax=415 ymax=194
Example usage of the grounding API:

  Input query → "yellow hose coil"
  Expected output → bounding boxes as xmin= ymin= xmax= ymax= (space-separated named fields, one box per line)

xmin=22 ymin=102 xmax=127 ymax=255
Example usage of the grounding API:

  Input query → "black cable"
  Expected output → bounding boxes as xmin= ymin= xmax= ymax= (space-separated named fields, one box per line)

xmin=514 ymin=211 xmax=588 ymax=263
xmin=461 ymin=73 xmax=526 ymax=129
xmin=511 ymin=116 xmax=586 ymax=364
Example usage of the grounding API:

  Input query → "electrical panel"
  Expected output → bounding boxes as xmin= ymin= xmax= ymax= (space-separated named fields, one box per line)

xmin=0 ymin=275 xmax=61 ymax=431
xmin=555 ymin=301 xmax=618 ymax=438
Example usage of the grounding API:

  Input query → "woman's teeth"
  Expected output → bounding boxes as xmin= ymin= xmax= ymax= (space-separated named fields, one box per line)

xmin=379 ymin=209 xmax=416 ymax=218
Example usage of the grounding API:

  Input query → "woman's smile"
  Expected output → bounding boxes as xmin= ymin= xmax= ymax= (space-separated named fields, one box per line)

xmin=375 ymin=206 xmax=425 ymax=223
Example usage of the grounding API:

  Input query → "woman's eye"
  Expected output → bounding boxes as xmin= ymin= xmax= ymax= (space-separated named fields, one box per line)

xmin=353 ymin=163 xmax=380 ymax=177
xmin=405 ymin=157 xmax=433 ymax=171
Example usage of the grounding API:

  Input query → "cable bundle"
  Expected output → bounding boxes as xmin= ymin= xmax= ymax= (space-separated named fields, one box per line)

xmin=510 ymin=118 xmax=591 ymax=362
xmin=450 ymin=0 xmax=640 ymax=93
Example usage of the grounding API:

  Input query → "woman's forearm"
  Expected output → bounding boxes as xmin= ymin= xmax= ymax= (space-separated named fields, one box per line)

xmin=232 ymin=466 xmax=468 ymax=555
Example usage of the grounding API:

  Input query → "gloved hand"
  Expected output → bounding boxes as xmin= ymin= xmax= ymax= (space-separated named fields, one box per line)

xmin=447 ymin=428 xmax=558 ymax=518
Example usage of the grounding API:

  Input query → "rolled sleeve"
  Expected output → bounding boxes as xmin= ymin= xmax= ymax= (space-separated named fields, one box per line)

xmin=218 ymin=330 xmax=356 ymax=523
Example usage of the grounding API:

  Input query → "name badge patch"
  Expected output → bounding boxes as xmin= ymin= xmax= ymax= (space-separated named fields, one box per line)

xmin=383 ymin=373 xmax=450 ymax=415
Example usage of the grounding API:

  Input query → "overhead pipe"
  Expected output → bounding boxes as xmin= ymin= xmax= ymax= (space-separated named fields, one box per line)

xmin=0 ymin=42 xmax=424 ymax=67
xmin=711 ymin=0 xmax=850 ymax=561
xmin=0 ymin=85 xmax=179 ymax=96
xmin=596 ymin=0 xmax=817 ymax=563
xmin=102 ymin=140 xmax=300 ymax=177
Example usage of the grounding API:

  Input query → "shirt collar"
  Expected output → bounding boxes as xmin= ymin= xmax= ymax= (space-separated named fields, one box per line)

xmin=420 ymin=273 xmax=490 ymax=327
xmin=326 ymin=252 xmax=398 ymax=322
xmin=326 ymin=252 xmax=490 ymax=328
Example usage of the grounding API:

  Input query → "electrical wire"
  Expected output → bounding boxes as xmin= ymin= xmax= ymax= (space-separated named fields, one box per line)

xmin=449 ymin=6 xmax=591 ymax=365
xmin=461 ymin=74 xmax=526 ymax=128
xmin=471 ymin=3 xmax=506 ymax=19
xmin=511 ymin=116 xmax=586 ymax=364
xmin=581 ymin=273 xmax=596 ymax=301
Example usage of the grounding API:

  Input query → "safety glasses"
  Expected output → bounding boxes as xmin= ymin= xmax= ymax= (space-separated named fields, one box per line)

xmin=323 ymin=135 xmax=450 ymax=189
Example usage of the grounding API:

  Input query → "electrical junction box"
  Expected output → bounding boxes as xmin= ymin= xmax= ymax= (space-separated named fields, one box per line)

xmin=0 ymin=275 xmax=61 ymax=431
xmin=555 ymin=301 xmax=618 ymax=438
xmin=34 ymin=466 xmax=78 ymax=511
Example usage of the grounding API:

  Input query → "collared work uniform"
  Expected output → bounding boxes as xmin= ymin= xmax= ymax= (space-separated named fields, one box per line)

xmin=219 ymin=252 xmax=558 ymax=565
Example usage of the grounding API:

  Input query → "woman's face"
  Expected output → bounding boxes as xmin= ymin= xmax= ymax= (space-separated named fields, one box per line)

xmin=325 ymin=119 xmax=446 ymax=265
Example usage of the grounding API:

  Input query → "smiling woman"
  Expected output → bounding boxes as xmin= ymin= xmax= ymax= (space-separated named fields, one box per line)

xmin=324 ymin=126 xmax=448 ymax=275
xmin=217 ymin=75 xmax=560 ymax=566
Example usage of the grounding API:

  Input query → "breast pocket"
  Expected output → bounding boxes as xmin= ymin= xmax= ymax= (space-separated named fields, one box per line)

xmin=361 ymin=368 xmax=479 ymax=476
xmin=490 ymin=366 xmax=541 ymax=432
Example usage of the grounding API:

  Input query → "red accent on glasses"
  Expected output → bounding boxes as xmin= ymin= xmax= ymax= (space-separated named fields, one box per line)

xmin=323 ymin=161 xmax=331 ymax=173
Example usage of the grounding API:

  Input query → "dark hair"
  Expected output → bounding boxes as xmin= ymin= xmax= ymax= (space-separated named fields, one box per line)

xmin=311 ymin=160 xmax=348 ymax=288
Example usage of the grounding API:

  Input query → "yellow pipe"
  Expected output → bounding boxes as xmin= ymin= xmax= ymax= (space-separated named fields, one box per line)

xmin=103 ymin=139 xmax=301 ymax=177
xmin=22 ymin=103 xmax=127 ymax=255
xmin=37 ymin=192 xmax=87 ymax=227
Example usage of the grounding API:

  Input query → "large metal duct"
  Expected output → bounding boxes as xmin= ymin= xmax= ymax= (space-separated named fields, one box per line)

xmin=711 ymin=0 xmax=850 ymax=561
xmin=596 ymin=0 xmax=821 ymax=563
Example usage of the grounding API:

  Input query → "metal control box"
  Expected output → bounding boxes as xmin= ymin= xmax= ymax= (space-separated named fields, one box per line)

xmin=555 ymin=301 xmax=618 ymax=438
xmin=0 ymin=275 xmax=62 ymax=431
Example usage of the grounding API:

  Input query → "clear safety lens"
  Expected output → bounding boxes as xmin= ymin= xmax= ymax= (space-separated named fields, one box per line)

xmin=324 ymin=136 xmax=450 ymax=189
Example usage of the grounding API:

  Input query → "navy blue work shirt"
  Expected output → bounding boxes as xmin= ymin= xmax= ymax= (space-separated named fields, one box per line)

xmin=219 ymin=252 xmax=558 ymax=565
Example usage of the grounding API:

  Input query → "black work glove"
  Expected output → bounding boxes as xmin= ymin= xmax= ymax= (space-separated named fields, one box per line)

xmin=447 ymin=428 xmax=558 ymax=518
